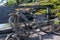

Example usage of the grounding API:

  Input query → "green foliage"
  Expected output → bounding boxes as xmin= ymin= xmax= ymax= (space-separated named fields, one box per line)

xmin=54 ymin=18 xmax=60 ymax=25
xmin=50 ymin=0 xmax=57 ymax=3
xmin=56 ymin=6 xmax=60 ymax=9
xmin=35 ymin=10 xmax=46 ymax=15
xmin=24 ymin=0 xmax=29 ymax=3
xmin=7 ymin=0 xmax=17 ymax=6
xmin=7 ymin=0 xmax=60 ymax=17
xmin=40 ymin=1 xmax=53 ymax=5
xmin=56 ymin=13 xmax=60 ymax=17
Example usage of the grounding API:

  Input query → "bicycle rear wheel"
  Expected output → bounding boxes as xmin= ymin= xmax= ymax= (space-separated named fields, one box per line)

xmin=52 ymin=24 xmax=60 ymax=35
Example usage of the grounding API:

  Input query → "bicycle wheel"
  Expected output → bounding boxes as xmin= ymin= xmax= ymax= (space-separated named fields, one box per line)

xmin=40 ymin=24 xmax=53 ymax=33
xmin=52 ymin=24 xmax=60 ymax=35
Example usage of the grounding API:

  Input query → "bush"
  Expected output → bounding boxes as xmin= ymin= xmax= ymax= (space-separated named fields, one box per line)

xmin=7 ymin=0 xmax=17 ymax=6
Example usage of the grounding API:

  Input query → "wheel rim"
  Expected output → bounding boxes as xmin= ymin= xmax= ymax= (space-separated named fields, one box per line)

xmin=52 ymin=24 xmax=60 ymax=35
xmin=40 ymin=25 xmax=53 ymax=33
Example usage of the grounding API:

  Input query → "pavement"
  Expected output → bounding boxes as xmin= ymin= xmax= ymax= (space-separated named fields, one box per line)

xmin=0 ymin=29 xmax=60 ymax=40
xmin=0 ymin=23 xmax=60 ymax=40
xmin=29 ymin=32 xmax=60 ymax=40
xmin=28 ymin=29 xmax=60 ymax=40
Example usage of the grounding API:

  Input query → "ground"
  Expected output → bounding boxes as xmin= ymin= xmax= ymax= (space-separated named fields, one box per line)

xmin=0 ymin=29 xmax=60 ymax=40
